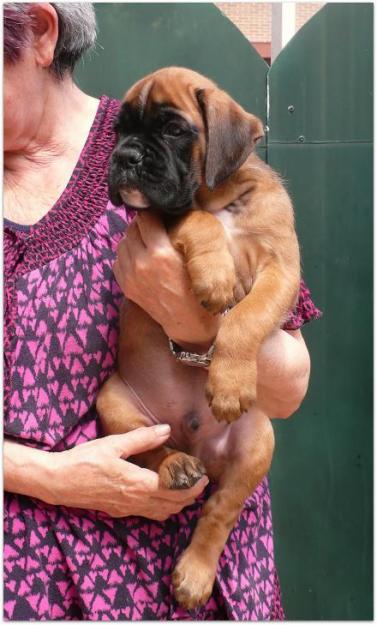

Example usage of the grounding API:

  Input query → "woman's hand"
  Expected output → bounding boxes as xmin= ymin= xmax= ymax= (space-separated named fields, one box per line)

xmin=113 ymin=213 xmax=220 ymax=351
xmin=4 ymin=426 xmax=208 ymax=521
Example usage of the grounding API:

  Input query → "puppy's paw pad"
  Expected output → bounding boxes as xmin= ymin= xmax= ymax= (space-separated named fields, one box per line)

xmin=207 ymin=390 xmax=256 ymax=423
xmin=188 ymin=257 xmax=237 ymax=315
xmin=206 ymin=392 xmax=243 ymax=422
xmin=192 ymin=275 xmax=235 ymax=313
xmin=197 ymin=290 xmax=235 ymax=315
xmin=206 ymin=365 xmax=257 ymax=423
xmin=159 ymin=453 xmax=206 ymax=490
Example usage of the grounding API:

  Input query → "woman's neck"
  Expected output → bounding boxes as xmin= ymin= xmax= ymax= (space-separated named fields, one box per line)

xmin=4 ymin=80 xmax=99 ymax=225
xmin=5 ymin=79 xmax=98 ymax=168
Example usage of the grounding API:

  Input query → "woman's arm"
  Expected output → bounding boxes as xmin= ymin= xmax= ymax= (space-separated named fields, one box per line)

xmin=256 ymin=329 xmax=311 ymax=419
xmin=4 ymin=426 xmax=208 ymax=520
xmin=4 ymin=438 xmax=57 ymax=503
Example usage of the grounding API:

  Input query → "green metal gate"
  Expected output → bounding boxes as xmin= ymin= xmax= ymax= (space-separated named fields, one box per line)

xmin=76 ymin=3 xmax=373 ymax=619
xmin=267 ymin=4 xmax=373 ymax=620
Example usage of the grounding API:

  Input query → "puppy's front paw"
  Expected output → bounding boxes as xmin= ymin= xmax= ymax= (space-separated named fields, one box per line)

xmin=188 ymin=253 xmax=236 ymax=315
xmin=172 ymin=547 xmax=216 ymax=610
xmin=206 ymin=359 xmax=257 ymax=423
xmin=158 ymin=452 xmax=206 ymax=490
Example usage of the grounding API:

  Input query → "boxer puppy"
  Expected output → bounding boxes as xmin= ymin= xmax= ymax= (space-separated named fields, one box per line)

xmin=97 ymin=67 xmax=300 ymax=609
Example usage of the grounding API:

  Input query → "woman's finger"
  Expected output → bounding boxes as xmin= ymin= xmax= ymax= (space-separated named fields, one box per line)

xmin=136 ymin=212 xmax=172 ymax=249
xmin=124 ymin=220 xmax=147 ymax=249
xmin=114 ymin=230 xmax=146 ymax=294
xmin=110 ymin=425 xmax=171 ymax=458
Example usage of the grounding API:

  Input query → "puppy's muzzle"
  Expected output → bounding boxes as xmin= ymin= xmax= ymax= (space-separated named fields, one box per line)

xmin=123 ymin=146 xmax=144 ymax=168
xmin=116 ymin=139 xmax=145 ymax=169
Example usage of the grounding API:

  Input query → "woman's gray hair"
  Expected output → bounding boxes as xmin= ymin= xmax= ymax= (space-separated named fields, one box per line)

xmin=51 ymin=3 xmax=96 ymax=77
xmin=3 ymin=3 xmax=97 ymax=78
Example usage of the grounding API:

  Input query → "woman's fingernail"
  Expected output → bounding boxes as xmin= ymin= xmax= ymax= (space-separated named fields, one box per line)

xmin=154 ymin=424 xmax=171 ymax=436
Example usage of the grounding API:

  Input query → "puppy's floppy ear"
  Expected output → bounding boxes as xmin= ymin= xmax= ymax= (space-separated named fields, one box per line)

xmin=196 ymin=88 xmax=264 ymax=190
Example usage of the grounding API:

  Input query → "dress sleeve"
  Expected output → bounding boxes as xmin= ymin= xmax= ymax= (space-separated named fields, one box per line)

xmin=282 ymin=278 xmax=322 ymax=331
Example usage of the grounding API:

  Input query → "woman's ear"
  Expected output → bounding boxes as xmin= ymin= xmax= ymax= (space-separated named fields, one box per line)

xmin=28 ymin=4 xmax=59 ymax=69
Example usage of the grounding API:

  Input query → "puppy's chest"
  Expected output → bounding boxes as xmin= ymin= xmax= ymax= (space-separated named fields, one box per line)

xmin=215 ymin=208 xmax=243 ymax=236
xmin=215 ymin=208 xmax=259 ymax=276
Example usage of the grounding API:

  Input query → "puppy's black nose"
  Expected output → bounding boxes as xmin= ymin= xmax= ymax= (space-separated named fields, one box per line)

xmin=123 ymin=146 xmax=144 ymax=168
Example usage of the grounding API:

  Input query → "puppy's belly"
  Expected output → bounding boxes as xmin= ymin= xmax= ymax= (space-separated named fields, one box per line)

xmin=121 ymin=365 xmax=261 ymax=481
xmin=185 ymin=406 xmax=266 ymax=481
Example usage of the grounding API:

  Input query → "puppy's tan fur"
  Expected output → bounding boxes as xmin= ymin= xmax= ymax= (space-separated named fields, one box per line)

xmin=97 ymin=68 xmax=300 ymax=609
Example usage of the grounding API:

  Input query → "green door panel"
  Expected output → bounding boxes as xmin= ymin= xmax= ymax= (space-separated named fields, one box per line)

xmin=268 ymin=3 xmax=373 ymax=620
xmin=75 ymin=3 xmax=268 ymax=136
xmin=269 ymin=144 xmax=373 ymax=620
xmin=268 ymin=3 xmax=373 ymax=143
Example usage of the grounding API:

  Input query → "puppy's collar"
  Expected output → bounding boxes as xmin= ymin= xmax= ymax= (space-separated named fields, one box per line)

xmin=168 ymin=338 xmax=215 ymax=368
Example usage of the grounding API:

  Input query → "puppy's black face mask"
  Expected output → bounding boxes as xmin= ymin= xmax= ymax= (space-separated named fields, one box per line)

xmin=108 ymin=102 xmax=200 ymax=216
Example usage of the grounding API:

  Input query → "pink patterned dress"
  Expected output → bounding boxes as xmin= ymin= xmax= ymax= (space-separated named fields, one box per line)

xmin=3 ymin=96 xmax=321 ymax=620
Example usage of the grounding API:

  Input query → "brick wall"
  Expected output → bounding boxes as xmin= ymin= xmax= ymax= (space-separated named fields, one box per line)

xmin=296 ymin=3 xmax=324 ymax=30
xmin=216 ymin=2 xmax=271 ymax=42
xmin=216 ymin=2 xmax=324 ymax=42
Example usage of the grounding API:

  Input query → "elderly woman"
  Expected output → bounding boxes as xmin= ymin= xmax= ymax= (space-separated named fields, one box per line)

xmin=4 ymin=2 xmax=321 ymax=621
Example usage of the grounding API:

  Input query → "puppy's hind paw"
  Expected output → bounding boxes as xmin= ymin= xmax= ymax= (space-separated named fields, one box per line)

xmin=158 ymin=452 xmax=206 ymax=490
xmin=172 ymin=548 xmax=216 ymax=610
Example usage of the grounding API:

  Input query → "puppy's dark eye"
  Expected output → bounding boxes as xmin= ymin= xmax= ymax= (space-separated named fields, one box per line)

xmin=163 ymin=122 xmax=185 ymax=138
